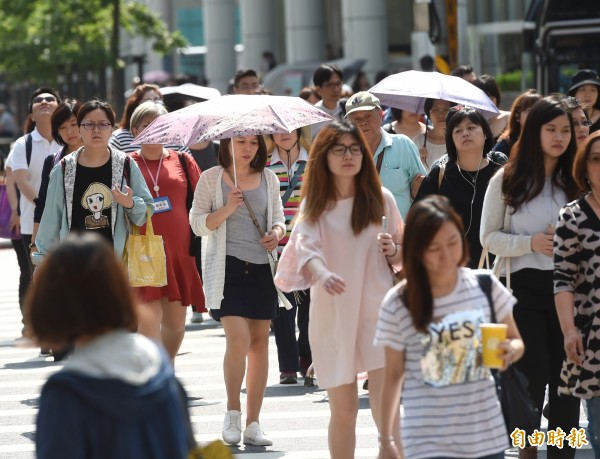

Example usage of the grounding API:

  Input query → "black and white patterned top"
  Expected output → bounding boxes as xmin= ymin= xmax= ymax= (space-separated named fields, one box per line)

xmin=554 ymin=195 xmax=600 ymax=399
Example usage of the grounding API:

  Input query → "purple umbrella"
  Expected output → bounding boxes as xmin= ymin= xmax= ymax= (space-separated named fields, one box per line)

xmin=133 ymin=94 xmax=333 ymax=185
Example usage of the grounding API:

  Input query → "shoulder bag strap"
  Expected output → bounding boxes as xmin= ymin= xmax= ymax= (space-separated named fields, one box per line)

xmin=223 ymin=168 xmax=277 ymax=264
xmin=223 ymin=168 xmax=264 ymax=238
xmin=281 ymin=161 xmax=306 ymax=206
xmin=475 ymin=273 xmax=497 ymax=323
xmin=376 ymin=147 xmax=386 ymax=174
xmin=177 ymin=152 xmax=193 ymax=212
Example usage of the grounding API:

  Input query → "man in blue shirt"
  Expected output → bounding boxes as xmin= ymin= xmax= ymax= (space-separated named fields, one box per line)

xmin=345 ymin=92 xmax=425 ymax=219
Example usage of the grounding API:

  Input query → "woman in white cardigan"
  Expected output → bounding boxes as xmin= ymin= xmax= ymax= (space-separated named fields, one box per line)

xmin=190 ymin=135 xmax=285 ymax=448
xmin=480 ymin=96 xmax=580 ymax=459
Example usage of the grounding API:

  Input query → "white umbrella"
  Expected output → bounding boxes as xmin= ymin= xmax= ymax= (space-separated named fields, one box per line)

xmin=159 ymin=83 xmax=221 ymax=100
xmin=369 ymin=70 xmax=499 ymax=118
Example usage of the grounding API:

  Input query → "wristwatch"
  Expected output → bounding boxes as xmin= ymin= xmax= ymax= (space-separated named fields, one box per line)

xmin=28 ymin=243 xmax=37 ymax=250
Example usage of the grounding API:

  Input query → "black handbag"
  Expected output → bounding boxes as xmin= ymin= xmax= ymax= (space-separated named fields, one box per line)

xmin=476 ymin=274 xmax=539 ymax=437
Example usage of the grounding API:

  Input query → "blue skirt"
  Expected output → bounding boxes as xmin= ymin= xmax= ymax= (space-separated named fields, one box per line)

xmin=210 ymin=255 xmax=278 ymax=321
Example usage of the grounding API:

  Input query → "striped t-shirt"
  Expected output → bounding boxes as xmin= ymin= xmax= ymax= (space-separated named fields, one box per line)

xmin=374 ymin=268 xmax=515 ymax=459
xmin=266 ymin=147 xmax=308 ymax=253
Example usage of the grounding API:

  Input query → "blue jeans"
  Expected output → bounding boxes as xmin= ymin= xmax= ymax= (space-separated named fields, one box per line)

xmin=587 ymin=398 xmax=600 ymax=458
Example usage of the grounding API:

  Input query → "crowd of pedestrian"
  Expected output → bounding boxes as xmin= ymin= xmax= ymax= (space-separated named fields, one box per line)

xmin=2 ymin=61 xmax=600 ymax=459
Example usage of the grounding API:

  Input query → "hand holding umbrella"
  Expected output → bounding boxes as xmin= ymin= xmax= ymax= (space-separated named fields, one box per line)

xmin=225 ymin=187 xmax=244 ymax=212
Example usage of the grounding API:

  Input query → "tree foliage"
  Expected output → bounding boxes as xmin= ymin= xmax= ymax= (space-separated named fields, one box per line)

xmin=0 ymin=0 xmax=187 ymax=84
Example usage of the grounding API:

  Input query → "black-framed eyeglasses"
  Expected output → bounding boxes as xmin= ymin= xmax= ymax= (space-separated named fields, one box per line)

xmin=330 ymin=144 xmax=364 ymax=156
xmin=32 ymin=96 xmax=56 ymax=104
xmin=80 ymin=122 xmax=112 ymax=131
xmin=573 ymin=120 xmax=593 ymax=128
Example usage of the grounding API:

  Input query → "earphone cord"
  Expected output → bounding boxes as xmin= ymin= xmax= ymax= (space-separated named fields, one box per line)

xmin=279 ymin=139 xmax=299 ymax=181
xmin=456 ymin=155 xmax=483 ymax=236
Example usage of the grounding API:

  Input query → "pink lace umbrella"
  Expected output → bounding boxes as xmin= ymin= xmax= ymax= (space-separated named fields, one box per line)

xmin=133 ymin=94 xmax=332 ymax=184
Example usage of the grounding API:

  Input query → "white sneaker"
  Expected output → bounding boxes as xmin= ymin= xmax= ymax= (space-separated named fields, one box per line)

xmin=243 ymin=421 xmax=273 ymax=446
xmin=222 ymin=410 xmax=242 ymax=445
xmin=190 ymin=312 xmax=204 ymax=324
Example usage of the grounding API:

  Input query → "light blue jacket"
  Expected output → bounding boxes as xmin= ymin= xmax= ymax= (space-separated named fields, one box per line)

xmin=374 ymin=129 xmax=426 ymax=219
xmin=33 ymin=148 xmax=154 ymax=264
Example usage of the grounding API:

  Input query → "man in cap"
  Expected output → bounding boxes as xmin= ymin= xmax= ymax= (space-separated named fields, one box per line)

xmin=346 ymin=92 xmax=425 ymax=219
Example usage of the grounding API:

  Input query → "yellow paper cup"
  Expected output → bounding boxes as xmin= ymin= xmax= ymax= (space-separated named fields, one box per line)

xmin=480 ymin=323 xmax=508 ymax=368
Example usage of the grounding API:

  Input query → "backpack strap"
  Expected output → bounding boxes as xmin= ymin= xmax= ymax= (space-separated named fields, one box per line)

xmin=281 ymin=161 xmax=306 ymax=206
xmin=25 ymin=133 xmax=32 ymax=166
xmin=475 ymin=272 xmax=497 ymax=323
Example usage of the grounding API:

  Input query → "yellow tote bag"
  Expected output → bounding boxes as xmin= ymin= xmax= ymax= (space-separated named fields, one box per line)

xmin=188 ymin=440 xmax=234 ymax=459
xmin=123 ymin=207 xmax=167 ymax=287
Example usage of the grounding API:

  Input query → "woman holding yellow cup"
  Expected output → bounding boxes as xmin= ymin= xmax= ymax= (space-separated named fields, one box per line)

xmin=375 ymin=196 xmax=524 ymax=459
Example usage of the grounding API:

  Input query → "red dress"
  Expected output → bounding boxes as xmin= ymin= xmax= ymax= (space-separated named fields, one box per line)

xmin=131 ymin=150 xmax=206 ymax=310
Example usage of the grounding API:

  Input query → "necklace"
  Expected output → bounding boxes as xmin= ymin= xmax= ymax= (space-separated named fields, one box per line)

xmin=278 ymin=139 xmax=299 ymax=180
xmin=140 ymin=151 xmax=165 ymax=197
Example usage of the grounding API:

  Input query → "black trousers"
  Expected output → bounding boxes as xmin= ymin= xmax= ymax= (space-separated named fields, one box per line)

xmin=273 ymin=290 xmax=311 ymax=373
xmin=510 ymin=268 xmax=580 ymax=459
xmin=191 ymin=248 xmax=202 ymax=313
xmin=11 ymin=237 xmax=30 ymax=314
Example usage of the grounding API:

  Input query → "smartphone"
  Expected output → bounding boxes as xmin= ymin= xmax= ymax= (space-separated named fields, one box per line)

xmin=381 ymin=216 xmax=388 ymax=233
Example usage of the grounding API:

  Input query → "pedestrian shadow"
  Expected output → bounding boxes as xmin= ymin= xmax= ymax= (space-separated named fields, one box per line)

xmin=3 ymin=360 xmax=59 ymax=370
xmin=185 ymin=320 xmax=223 ymax=332
xmin=261 ymin=384 xmax=322 ymax=398
xmin=20 ymin=398 xmax=39 ymax=407
xmin=21 ymin=431 xmax=35 ymax=442
xmin=228 ymin=445 xmax=285 ymax=456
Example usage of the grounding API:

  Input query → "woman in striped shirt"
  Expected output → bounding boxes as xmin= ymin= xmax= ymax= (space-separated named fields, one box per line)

xmin=375 ymin=195 xmax=524 ymax=459
xmin=266 ymin=127 xmax=313 ymax=384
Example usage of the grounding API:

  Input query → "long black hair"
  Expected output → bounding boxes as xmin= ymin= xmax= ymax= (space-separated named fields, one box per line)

xmin=503 ymin=96 xmax=579 ymax=210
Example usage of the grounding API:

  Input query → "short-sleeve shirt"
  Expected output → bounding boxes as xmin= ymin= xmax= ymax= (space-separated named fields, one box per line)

xmin=374 ymin=268 xmax=515 ymax=459
xmin=71 ymin=159 xmax=113 ymax=243
xmin=10 ymin=129 xmax=61 ymax=234
xmin=374 ymin=129 xmax=426 ymax=220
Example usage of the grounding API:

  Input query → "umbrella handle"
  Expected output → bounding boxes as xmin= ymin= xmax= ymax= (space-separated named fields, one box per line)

xmin=231 ymin=140 xmax=238 ymax=187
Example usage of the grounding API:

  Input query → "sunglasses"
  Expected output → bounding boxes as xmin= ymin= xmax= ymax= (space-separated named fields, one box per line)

xmin=32 ymin=96 xmax=57 ymax=104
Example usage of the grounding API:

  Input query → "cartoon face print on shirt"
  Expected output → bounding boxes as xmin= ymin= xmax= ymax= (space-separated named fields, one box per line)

xmin=81 ymin=182 xmax=112 ymax=229
xmin=419 ymin=308 xmax=489 ymax=387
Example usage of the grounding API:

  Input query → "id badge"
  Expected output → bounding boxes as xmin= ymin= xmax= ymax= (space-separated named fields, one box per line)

xmin=153 ymin=196 xmax=172 ymax=213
